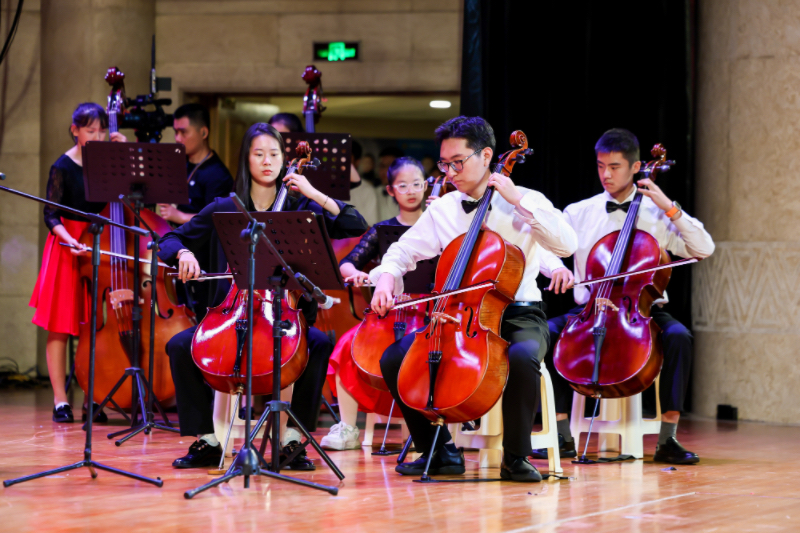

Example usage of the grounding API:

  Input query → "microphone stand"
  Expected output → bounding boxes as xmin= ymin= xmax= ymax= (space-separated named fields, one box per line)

xmin=0 ymin=184 xmax=163 ymax=489
xmin=185 ymin=193 xmax=343 ymax=499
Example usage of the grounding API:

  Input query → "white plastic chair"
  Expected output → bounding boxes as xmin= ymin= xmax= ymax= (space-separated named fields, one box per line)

xmin=569 ymin=376 xmax=661 ymax=459
xmin=362 ymin=410 xmax=410 ymax=447
xmin=450 ymin=362 xmax=562 ymax=473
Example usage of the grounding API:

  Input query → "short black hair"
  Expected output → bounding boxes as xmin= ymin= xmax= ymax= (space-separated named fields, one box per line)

xmin=378 ymin=146 xmax=404 ymax=159
xmin=387 ymin=156 xmax=425 ymax=186
xmin=435 ymin=116 xmax=496 ymax=152
xmin=595 ymin=128 xmax=640 ymax=166
xmin=174 ymin=103 xmax=210 ymax=130
xmin=268 ymin=113 xmax=304 ymax=133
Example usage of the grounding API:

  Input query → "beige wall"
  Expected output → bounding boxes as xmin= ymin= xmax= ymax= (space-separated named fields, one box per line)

xmin=155 ymin=0 xmax=461 ymax=103
xmin=693 ymin=0 xmax=800 ymax=424
xmin=0 ymin=0 xmax=42 ymax=374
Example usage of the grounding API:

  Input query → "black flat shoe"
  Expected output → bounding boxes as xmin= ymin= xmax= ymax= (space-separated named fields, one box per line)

xmin=172 ymin=440 xmax=223 ymax=469
xmin=395 ymin=445 xmax=466 ymax=476
xmin=530 ymin=434 xmax=577 ymax=459
xmin=271 ymin=440 xmax=316 ymax=471
xmin=81 ymin=403 xmax=108 ymax=423
xmin=501 ymin=455 xmax=542 ymax=482
xmin=52 ymin=404 xmax=74 ymax=423
xmin=653 ymin=436 xmax=699 ymax=464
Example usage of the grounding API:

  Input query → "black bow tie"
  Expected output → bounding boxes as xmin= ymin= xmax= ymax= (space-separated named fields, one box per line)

xmin=462 ymin=199 xmax=491 ymax=214
xmin=606 ymin=201 xmax=631 ymax=214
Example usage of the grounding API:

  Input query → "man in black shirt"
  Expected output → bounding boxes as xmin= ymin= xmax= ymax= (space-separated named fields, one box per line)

xmin=158 ymin=103 xmax=233 ymax=319
xmin=157 ymin=103 xmax=233 ymax=224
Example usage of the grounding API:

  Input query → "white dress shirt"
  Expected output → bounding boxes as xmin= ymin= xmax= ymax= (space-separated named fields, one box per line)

xmin=369 ymin=187 xmax=578 ymax=302
xmin=540 ymin=189 xmax=715 ymax=305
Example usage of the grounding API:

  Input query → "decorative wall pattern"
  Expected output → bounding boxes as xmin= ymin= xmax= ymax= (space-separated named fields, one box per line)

xmin=693 ymin=242 xmax=800 ymax=335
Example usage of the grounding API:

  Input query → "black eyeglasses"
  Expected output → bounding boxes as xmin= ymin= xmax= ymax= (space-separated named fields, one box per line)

xmin=437 ymin=148 xmax=482 ymax=173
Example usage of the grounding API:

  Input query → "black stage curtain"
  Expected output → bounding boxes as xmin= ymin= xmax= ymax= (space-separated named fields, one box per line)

xmin=461 ymin=0 xmax=697 ymax=408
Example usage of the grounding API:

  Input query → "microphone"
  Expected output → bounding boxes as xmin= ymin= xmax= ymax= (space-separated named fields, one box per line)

xmin=294 ymin=272 xmax=339 ymax=309
xmin=318 ymin=294 xmax=341 ymax=310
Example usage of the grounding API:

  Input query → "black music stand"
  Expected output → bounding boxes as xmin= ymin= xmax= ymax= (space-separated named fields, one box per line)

xmin=82 ymin=141 xmax=188 ymax=445
xmin=283 ymin=133 xmax=351 ymax=201
xmin=184 ymin=200 xmax=345 ymax=499
xmin=368 ymin=226 xmax=438 ymax=458
xmin=0 ymin=185 xmax=162 ymax=489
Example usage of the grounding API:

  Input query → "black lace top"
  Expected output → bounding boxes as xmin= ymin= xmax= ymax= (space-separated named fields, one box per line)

xmin=43 ymin=155 xmax=106 ymax=231
xmin=340 ymin=217 xmax=406 ymax=270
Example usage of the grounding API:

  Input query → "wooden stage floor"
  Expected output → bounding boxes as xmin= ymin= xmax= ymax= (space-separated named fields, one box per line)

xmin=1 ymin=389 xmax=799 ymax=533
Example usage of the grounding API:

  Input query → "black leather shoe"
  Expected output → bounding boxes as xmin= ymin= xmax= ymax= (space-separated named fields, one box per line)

xmin=81 ymin=403 xmax=108 ymax=423
xmin=52 ymin=404 xmax=74 ymax=423
xmin=395 ymin=445 xmax=466 ymax=476
xmin=653 ymin=436 xmax=699 ymax=464
xmin=172 ymin=440 xmax=223 ymax=469
xmin=501 ymin=454 xmax=542 ymax=482
xmin=530 ymin=434 xmax=577 ymax=459
xmin=277 ymin=440 xmax=316 ymax=471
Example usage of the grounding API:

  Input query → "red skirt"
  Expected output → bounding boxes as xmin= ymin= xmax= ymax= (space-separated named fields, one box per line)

xmin=29 ymin=219 xmax=90 ymax=335
xmin=326 ymin=326 xmax=396 ymax=417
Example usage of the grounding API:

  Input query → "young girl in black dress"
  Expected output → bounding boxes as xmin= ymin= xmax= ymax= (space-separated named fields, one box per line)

xmin=30 ymin=103 xmax=126 ymax=423
xmin=321 ymin=157 xmax=430 ymax=450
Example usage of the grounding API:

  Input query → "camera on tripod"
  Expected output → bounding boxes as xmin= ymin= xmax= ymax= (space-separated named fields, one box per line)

xmin=117 ymin=36 xmax=174 ymax=143
xmin=120 ymin=90 xmax=172 ymax=143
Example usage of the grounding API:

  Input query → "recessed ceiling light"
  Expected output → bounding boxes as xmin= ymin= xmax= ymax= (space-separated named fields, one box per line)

xmin=429 ymin=100 xmax=452 ymax=109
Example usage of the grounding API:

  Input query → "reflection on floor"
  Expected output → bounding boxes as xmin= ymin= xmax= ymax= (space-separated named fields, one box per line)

xmin=1 ymin=388 xmax=798 ymax=532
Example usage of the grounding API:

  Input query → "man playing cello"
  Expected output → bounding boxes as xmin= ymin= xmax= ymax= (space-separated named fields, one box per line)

xmin=536 ymin=128 xmax=715 ymax=464
xmin=370 ymin=116 xmax=577 ymax=482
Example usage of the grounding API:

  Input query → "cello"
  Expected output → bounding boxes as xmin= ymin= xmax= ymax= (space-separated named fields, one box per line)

xmin=552 ymin=144 xmax=675 ymax=399
xmin=75 ymin=67 xmax=194 ymax=407
xmin=350 ymin=175 xmax=450 ymax=392
xmin=395 ymin=132 xmax=532 ymax=432
xmin=189 ymin=142 xmax=319 ymax=396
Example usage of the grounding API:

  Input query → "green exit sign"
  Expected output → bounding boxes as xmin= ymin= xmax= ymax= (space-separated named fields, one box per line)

xmin=314 ymin=42 xmax=360 ymax=62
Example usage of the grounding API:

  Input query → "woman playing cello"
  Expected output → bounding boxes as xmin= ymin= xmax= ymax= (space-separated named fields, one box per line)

xmin=30 ymin=103 xmax=127 ymax=423
xmin=320 ymin=157 xmax=429 ymax=450
xmin=159 ymin=122 xmax=367 ymax=469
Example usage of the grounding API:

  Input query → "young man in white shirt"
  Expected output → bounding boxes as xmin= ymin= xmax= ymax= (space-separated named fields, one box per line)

xmin=535 ymin=128 xmax=715 ymax=464
xmin=369 ymin=116 xmax=578 ymax=482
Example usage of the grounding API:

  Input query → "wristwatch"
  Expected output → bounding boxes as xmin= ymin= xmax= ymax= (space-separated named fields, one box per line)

xmin=664 ymin=201 xmax=681 ymax=219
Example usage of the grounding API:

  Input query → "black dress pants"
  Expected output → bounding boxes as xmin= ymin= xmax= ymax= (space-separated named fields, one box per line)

xmin=166 ymin=325 xmax=333 ymax=438
xmin=380 ymin=305 xmax=549 ymax=458
xmin=547 ymin=305 xmax=693 ymax=414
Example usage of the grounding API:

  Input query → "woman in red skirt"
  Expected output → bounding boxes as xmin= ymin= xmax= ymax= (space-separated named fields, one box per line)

xmin=321 ymin=157 xmax=431 ymax=450
xmin=30 ymin=103 xmax=126 ymax=423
